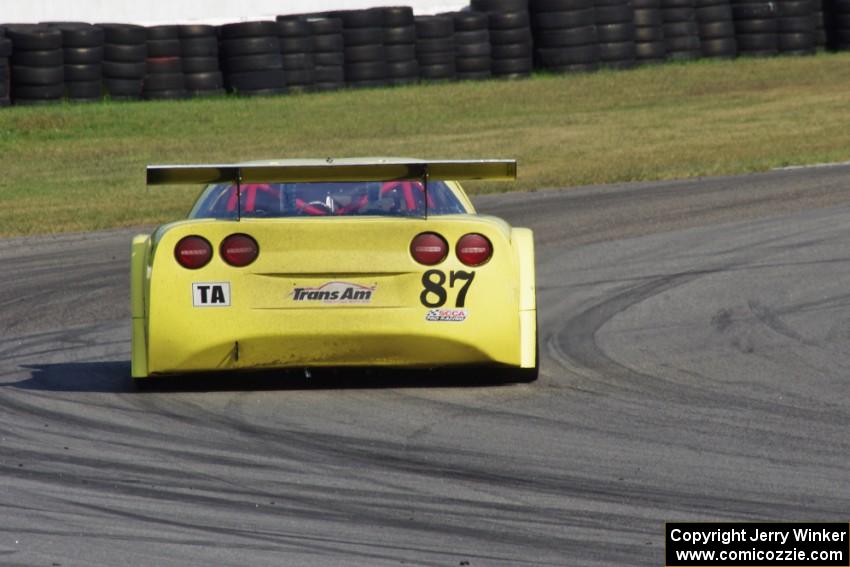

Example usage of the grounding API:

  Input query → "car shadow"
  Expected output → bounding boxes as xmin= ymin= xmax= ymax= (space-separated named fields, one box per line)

xmin=12 ymin=361 xmax=515 ymax=394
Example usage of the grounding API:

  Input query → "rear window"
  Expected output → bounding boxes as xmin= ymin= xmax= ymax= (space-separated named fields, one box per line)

xmin=189 ymin=180 xmax=467 ymax=219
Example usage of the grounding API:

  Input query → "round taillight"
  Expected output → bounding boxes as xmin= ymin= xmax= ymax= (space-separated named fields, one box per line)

xmin=456 ymin=233 xmax=492 ymax=266
xmin=174 ymin=235 xmax=212 ymax=269
xmin=410 ymin=232 xmax=448 ymax=265
xmin=220 ymin=233 xmax=259 ymax=267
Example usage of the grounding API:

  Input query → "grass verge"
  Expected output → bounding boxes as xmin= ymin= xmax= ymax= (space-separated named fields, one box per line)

xmin=2 ymin=53 xmax=850 ymax=236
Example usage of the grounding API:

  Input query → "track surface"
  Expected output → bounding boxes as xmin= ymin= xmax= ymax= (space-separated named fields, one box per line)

xmin=2 ymin=167 xmax=850 ymax=566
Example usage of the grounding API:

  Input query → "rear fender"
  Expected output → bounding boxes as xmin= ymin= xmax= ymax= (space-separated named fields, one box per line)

xmin=131 ymin=234 xmax=151 ymax=378
xmin=512 ymin=227 xmax=537 ymax=368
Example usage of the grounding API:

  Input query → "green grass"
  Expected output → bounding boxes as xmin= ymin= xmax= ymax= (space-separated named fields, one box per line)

xmin=2 ymin=53 xmax=850 ymax=236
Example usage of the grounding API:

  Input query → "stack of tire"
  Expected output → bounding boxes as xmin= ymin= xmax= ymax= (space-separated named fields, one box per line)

xmin=776 ymin=0 xmax=817 ymax=54
xmin=144 ymin=25 xmax=186 ymax=100
xmin=730 ymin=0 xmax=779 ymax=56
xmin=633 ymin=0 xmax=668 ymax=63
xmin=415 ymin=15 xmax=456 ymax=81
xmin=276 ymin=17 xmax=315 ymax=92
xmin=827 ymin=0 xmax=850 ymax=50
xmin=451 ymin=11 xmax=492 ymax=80
xmin=473 ymin=0 xmax=535 ymax=77
xmin=530 ymin=0 xmax=600 ymax=73
xmin=100 ymin=24 xmax=147 ymax=100
xmin=661 ymin=0 xmax=703 ymax=59
xmin=0 ymin=30 xmax=10 ymax=107
xmin=381 ymin=6 xmax=419 ymax=85
xmin=335 ymin=9 xmax=388 ymax=88
xmin=47 ymin=23 xmax=104 ymax=102
xmin=813 ymin=0 xmax=826 ymax=48
xmin=695 ymin=0 xmax=738 ymax=57
xmin=179 ymin=25 xmax=224 ymax=97
xmin=594 ymin=0 xmax=638 ymax=68
xmin=306 ymin=16 xmax=345 ymax=91
xmin=5 ymin=25 xmax=64 ymax=105
xmin=219 ymin=21 xmax=286 ymax=96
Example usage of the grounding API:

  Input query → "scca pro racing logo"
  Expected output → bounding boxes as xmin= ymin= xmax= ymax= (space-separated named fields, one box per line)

xmin=425 ymin=308 xmax=468 ymax=322
xmin=290 ymin=281 xmax=376 ymax=304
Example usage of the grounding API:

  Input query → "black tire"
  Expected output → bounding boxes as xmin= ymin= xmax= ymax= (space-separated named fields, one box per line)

xmin=66 ymin=80 xmax=102 ymax=99
xmin=778 ymin=31 xmax=815 ymax=50
xmin=736 ymin=32 xmax=778 ymax=49
xmin=314 ymin=52 xmax=345 ymax=66
xmin=634 ymin=8 xmax=665 ymax=27
xmin=329 ymin=9 xmax=383 ymax=28
xmin=276 ymin=19 xmax=310 ymax=37
xmin=535 ymin=44 xmax=598 ymax=64
xmin=307 ymin=18 xmax=343 ymax=35
xmin=664 ymin=21 xmax=699 ymax=37
xmin=456 ymin=55 xmax=492 ymax=71
xmin=385 ymin=43 xmax=417 ymax=61
xmin=635 ymin=26 xmax=665 ymax=41
xmin=472 ymin=0 xmax=529 ymax=11
xmin=487 ymin=28 xmax=530 ymax=46
xmin=415 ymin=16 xmax=454 ymax=38
xmin=220 ymin=36 xmax=281 ymax=57
xmin=595 ymin=4 xmax=634 ymax=23
xmin=180 ymin=37 xmax=218 ymax=57
xmin=104 ymin=77 xmax=144 ymax=97
xmin=662 ymin=7 xmax=698 ymax=22
xmin=64 ymin=46 xmax=103 ymax=64
xmin=281 ymin=52 xmax=314 ymax=70
xmin=12 ymin=65 xmax=63 ymax=85
xmin=143 ymin=89 xmax=187 ymax=100
xmin=380 ymin=6 xmax=415 ymax=26
xmin=344 ymin=60 xmax=387 ymax=80
xmin=416 ymin=37 xmax=456 ymax=53
xmin=345 ymin=44 xmax=385 ymax=62
xmin=103 ymin=60 xmax=146 ymax=78
xmin=532 ymin=8 xmax=596 ymax=29
xmin=456 ymin=70 xmax=492 ymax=80
xmin=491 ymin=56 xmax=533 ymax=73
xmin=734 ymin=18 xmax=778 ymax=33
xmin=11 ymin=49 xmax=63 ymax=67
xmin=147 ymin=25 xmax=178 ymax=41
xmin=5 ymin=25 xmax=63 ymax=50
xmin=455 ymin=29 xmax=490 ymax=44
xmin=313 ymin=81 xmax=344 ymax=91
xmin=184 ymin=71 xmax=223 ymax=90
xmin=453 ymin=12 xmax=490 ymax=30
xmin=98 ymin=23 xmax=147 ymax=45
xmin=104 ymin=43 xmax=147 ymax=62
xmin=530 ymin=0 xmax=593 ymax=9
xmin=636 ymin=39 xmax=667 ymax=57
xmin=419 ymin=62 xmax=456 ymax=79
xmin=64 ymin=63 xmax=101 ymax=81
xmin=342 ymin=27 xmax=383 ymax=46
xmin=346 ymin=78 xmax=387 ymax=88
xmin=12 ymin=82 xmax=65 ymax=98
xmin=146 ymin=57 xmax=182 ymax=74
xmin=144 ymin=72 xmax=185 ymax=90
xmin=777 ymin=0 xmax=814 ymax=16
xmin=731 ymin=3 xmax=778 ymax=19
xmin=491 ymin=41 xmax=533 ymax=58
xmin=598 ymin=40 xmax=637 ymax=60
xmin=312 ymin=34 xmax=344 ymax=52
xmin=219 ymin=21 xmax=278 ymax=39
xmin=146 ymin=39 xmax=181 ymax=58
xmin=0 ymin=38 xmax=11 ymax=58
xmin=700 ymin=20 xmax=736 ymax=38
xmin=417 ymin=50 xmax=456 ymax=65
xmin=383 ymin=25 xmax=416 ymax=44
xmin=280 ymin=36 xmax=312 ymax=53
xmin=597 ymin=22 xmax=637 ymax=42
xmin=665 ymin=33 xmax=701 ymax=50
xmin=50 ymin=24 xmax=104 ymax=47
xmin=700 ymin=36 xmax=738 ymax=55
xmin=225 ymin=69 xmax=286 ymax=89
xmin=178 ymin=24 xmax=217 ymax=38
xmin=285 ymin=68 xmax=315 ymax=85
xmin=536 ymin=25 xmax=597 ymax=46
xmin=488 ymin=10 xmax=531 ymax=29
xmin=314 ymin=65 xmax=345 ymax=82
xmin=456 ymin=42 xmax=492 ymax=57
xmin=777 ymin=16 xmax=815 ymax=33
xmin=222 ymin=53 xmax=283 ymax=72
xmin=181 ymin=56 xmax=219 ymax=73
xmin=696 ymin=4 xmax=733 ymax=20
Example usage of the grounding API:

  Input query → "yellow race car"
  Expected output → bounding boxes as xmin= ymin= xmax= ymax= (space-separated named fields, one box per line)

xmin=131 ymin=158 xmax=537 ymax=383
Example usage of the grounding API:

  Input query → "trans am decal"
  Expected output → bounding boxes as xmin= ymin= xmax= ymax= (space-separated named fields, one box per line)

xmin=425 ymin=308 xmax=468 ymax=322
xmin=290 ymin=281 xmax=376 ymax=304
xmin=192 ymin=282 xmax=231 ymax=307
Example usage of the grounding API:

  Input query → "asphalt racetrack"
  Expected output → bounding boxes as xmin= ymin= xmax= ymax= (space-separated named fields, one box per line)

xmin=2 ymin=166 xmax=850 ymax=566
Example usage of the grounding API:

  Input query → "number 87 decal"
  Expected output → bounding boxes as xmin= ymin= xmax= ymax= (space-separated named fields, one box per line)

xmin=420 ymin=270 xmax=475 ymax=308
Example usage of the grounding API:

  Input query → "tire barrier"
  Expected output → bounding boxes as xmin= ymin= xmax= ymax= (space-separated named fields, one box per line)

xmin=472 ymin=0 xmax=534 ymax=77
xmin=144 ymin=25 xmax=186 ymax=100
xmin=381 ymin=6 xmax=419 ymax=85
xmin=595 ymin=0 xmax=638 ymax=69
xmin=0 ymin=1 xmax=847 ymax=108
xmin=696 ymin=0 xmax=739 ymax=57
xmin=662 ymin=0 xmax=703 ymax=59
xmin=731 ymin=0 xmax=779 ymax=56
xmin=530 ymin=0 xmax=600 ymax=73
xmin=415 ymin=15 xmax=457 ymax=80
xmin=633 ymin=0 xmax=668 ymax=63
xmin=275 ymin=17 xmax=315 ymax=92
xmin=179 ymin=24 xmax=224 ymax=97
xmin=4 ymin=25 xmax=64 ymax=105
xmin=219 ymin=20 xmax=285 ymax=96
xmin=449 ymin=11 xmax=492 ymax=80
xmin=99 ymin=23 xmax=147 ymax=100
xmin=333 ymin=9 xmax=388 ymax=88
xmin=44 ymin=22 xmax=104 ymax=102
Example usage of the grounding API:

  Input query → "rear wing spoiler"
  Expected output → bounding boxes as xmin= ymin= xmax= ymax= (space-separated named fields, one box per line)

xmin=145 ymin=160 xmax=517 ymax=185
